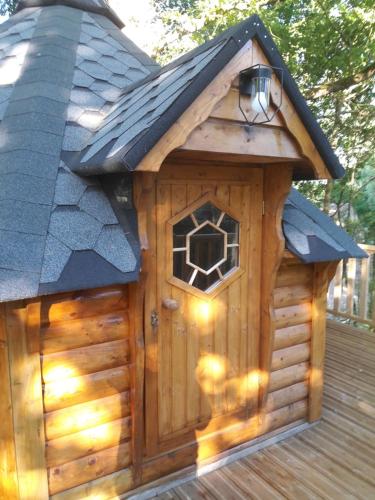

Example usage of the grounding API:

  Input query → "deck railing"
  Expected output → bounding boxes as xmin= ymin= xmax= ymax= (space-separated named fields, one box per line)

xmin=327 ymin=244 xmax=375 ymax=328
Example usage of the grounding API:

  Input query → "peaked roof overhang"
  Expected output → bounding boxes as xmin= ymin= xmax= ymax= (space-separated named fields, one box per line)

xmin=71 ymin=14 xmax=345 ymax=180
xmin=16 ymin=0 xmax=125 ymax=28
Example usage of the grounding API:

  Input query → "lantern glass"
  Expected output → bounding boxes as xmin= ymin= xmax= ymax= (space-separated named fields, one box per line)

xmin=250 ymin=74 xmax=271 ymax=114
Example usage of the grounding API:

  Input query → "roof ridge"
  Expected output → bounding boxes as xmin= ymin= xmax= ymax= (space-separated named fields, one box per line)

xmin=16 ymin=0 xmax=125 ymax=29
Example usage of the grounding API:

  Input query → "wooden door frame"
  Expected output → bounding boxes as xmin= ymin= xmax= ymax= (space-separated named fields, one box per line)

xmin=136 ymin=163 xmax=265 ymax=460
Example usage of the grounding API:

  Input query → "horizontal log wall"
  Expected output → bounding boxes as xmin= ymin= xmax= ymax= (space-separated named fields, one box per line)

xmin=40 ymin=287 xmax=132 ymax=496
xmin=265 ymin=256 xmax=314 ymax=427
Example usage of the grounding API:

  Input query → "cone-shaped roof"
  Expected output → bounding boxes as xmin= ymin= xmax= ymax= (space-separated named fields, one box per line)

xmin=16 ymin=0 xmax=124 ymax=28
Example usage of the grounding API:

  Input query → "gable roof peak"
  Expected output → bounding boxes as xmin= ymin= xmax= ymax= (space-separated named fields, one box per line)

xmin=16 ymin=0 xmax=124 ymax=28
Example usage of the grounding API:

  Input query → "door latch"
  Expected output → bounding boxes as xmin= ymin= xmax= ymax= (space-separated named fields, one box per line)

xmin=151 ymin=310 xmax=159 ymax=330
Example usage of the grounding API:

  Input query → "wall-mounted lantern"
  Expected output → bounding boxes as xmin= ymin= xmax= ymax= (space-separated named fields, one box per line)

xmin=239 ymin=64 xmax=283 ymax=126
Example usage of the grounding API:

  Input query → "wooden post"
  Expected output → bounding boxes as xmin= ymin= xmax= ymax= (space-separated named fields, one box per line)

xmin=0 ymin=304 xmax=19 ymax=499
xmin=259 ymin=165 xmax=292 ymax=411
xmin=133 ymin=172 xmax=159 ymax=457
xmin=129 ymin=273 xmax=147 ymax=486
xmin=6 ymin=301 xmax=49 ymax=500
xmin=309 ymin=262 xmax=338 ymax=422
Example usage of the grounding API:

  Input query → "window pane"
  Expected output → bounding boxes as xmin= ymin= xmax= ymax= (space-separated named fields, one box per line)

xmin=189 ymin=224 xmax=224 ymax=272
xmin=194 ymin=202 xmax=222 ymax=225
xmin=220 ymin=214 xmax=239 ymax=244
xmin=173 ymin=251 xmax=193 ymax=283
xmin=220 ymin=247 xmax=239 ymax=276
xmin=173 ymin=215 xmax=195 ymax=248
xmin=193 ymin=269 xmax=221 ymax=292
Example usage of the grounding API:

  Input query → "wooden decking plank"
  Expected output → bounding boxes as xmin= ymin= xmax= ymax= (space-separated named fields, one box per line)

xmin=174 ymin=479 xmax=217 ymax=499
xmin=313 ymin=423 xmax=375 ymax=467
xmin=151 ymin=322 xmax=375 ymax=499
xmin=326 ymin=330 xmax=375 ymax=351
xmin=198 ymin=470 xmax=249 ymax=500
xmin=321 ymin=409 xmax=375 ymax=446
xmin=327 ymin=336 xmax=375 ymax=359
xmin=242 ymin=452 xmax=321 ymax=499
xmin=220 ymin=460 xmax=284 ymax=500
xmin=299 ymin=430 xmax=375 ymax=488
xmin=261 ymin=443 xmax=346 ymax=499
xmin=282 ymin=438 xmax=367 ymax=499
xmin=324 ymin=375 xmax=375 ymax=406
xmin=324 ymin=357 xmax=375 ymax=385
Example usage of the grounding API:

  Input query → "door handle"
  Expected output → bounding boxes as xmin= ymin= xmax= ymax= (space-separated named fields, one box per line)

xmin=162 ymin=298 xmax=180 ymax=311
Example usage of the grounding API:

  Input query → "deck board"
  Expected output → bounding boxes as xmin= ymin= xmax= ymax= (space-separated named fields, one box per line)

xmin=152 ymin=322 xmax=375 ymax=499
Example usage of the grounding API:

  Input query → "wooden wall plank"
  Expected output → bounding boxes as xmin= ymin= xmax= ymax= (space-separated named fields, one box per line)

xmin=269 ymin=362 xmax=309 ymax=393
xmin=271 ymin=343 xmax=310 ymax=372
xmin=48 ymin=441 xmax=131 ymax=495
xmin=41 ymin=311 xmax=128 ymax=354
xmin=42 ymin=339 xmax=130 ymax=381
xmin=43 ymin=365 xmax=130 ymax=412
xmin=0 ymin=304 xmax=19 ymax=500
xmin=42 ymin=287 xmax=128 ymax=324
xmin=6 ymin=302 xmax=49 ymax=500
xmin=273 ymin=323 xmax=311 ymax=351
xmin=45 ymin=391 xmax=130 ymax=441
xmin=46 ymin=416 xmax=131 ymax=468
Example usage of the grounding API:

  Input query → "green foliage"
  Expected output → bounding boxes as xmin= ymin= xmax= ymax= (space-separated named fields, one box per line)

xmin=152 ymin=0 xmax=375 ymax=244
xmin=0 ymin=0 xmax=17 ymax=15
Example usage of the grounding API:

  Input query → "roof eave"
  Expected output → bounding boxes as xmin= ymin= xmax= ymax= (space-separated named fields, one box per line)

xmin=72 ymin=14 xmax=345 ymax=179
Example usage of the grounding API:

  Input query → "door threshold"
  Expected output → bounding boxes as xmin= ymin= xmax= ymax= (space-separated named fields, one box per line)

xmin=123 ymin=419 xmax=316 ymax=499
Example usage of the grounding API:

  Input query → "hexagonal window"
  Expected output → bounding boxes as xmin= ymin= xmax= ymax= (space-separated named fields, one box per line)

xmin=173 ymin=201 xmax=240 ymax=293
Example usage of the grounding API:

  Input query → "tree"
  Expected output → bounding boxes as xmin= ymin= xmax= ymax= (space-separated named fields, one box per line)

xmin=0 ymin=0 xmax=17 ymax=15
xmin=152 ymin=0 xmax=375 ymax=243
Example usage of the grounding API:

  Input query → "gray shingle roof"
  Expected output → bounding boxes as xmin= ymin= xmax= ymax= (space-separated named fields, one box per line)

xmin=71 ymin=15 xmax=346 ymax=179
xmin=0 ymin=2 xmax=365 ymax=303
xmin=283 ymin=189 xmax=368 ymax=263
xmin=0 ymin=1 xmax=157 ymax=302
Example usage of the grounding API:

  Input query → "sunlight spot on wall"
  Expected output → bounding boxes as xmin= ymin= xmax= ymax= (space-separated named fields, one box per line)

xmin=241 ymin=370 xmax=260 ymax=394
xmin=44 ymin=365 xmax=81 ymax=398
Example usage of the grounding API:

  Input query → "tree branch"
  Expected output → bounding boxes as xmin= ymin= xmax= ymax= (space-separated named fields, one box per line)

xmin=306 ymin=62 xmax=375 ymax=99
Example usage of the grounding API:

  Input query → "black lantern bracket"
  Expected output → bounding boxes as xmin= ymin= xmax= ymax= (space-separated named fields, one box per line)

xmin=238 ymin=63 xmax=283 ymax=126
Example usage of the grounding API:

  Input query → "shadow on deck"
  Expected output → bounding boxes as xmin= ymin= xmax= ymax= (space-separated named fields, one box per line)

xmin=151 ymin=320 xmax=375 ymax=499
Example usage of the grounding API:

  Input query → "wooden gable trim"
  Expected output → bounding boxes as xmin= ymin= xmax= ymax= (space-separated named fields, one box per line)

xmin=135 ymin=40 xmax=253 ymax=172
xmin=136 ymin=39 xmax=332 ymax=179
xmin=180 ymin=119 xmax=302 ymax=162
xmin=252 ymin=40 xmax=332 ymax=179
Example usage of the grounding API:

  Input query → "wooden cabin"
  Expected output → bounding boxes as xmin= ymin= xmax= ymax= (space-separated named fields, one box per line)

xmin=0 ymin=1 xmax=366 ymax=499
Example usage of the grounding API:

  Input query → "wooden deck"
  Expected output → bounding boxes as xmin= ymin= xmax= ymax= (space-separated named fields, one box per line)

xmin=150 ymin=320 xmax=375 ymax=499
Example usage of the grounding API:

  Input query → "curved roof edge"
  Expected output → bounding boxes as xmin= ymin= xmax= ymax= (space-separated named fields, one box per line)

xmin=16 ymin=0 xmax=124 ymax=28
xmin=72 ymin=14 xmax=345 ymax=180
xmin=283 ymin=188 xmax=367 ymax=263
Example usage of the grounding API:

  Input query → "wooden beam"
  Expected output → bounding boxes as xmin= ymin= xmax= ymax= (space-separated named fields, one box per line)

xmin=129 ymin=273 xmax=147 ymax=486
xmin=133 ymin=172 xmax=159 ymax=457
xmin=180 ymin=119 xmax=303 ymax=161
xmin=251 ymin=40 xmax=332 ymax=179
xmin=0 ymin=304 xmax=19 ymax=500
xmin=309 ymin=261 xmax=339 ymax=422
xmin=6 ymin=301 xmax=49 ymax=500
xmin=259 ymin=165 xmax=292 ymax=413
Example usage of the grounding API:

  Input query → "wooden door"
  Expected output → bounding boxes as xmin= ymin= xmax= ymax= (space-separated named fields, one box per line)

xmin=146 ymin=164 xmax=263 ymax=458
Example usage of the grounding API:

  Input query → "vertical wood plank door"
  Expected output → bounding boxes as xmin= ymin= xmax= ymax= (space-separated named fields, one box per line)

xmin=146 ymin=164 xmax=263 ymax=458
